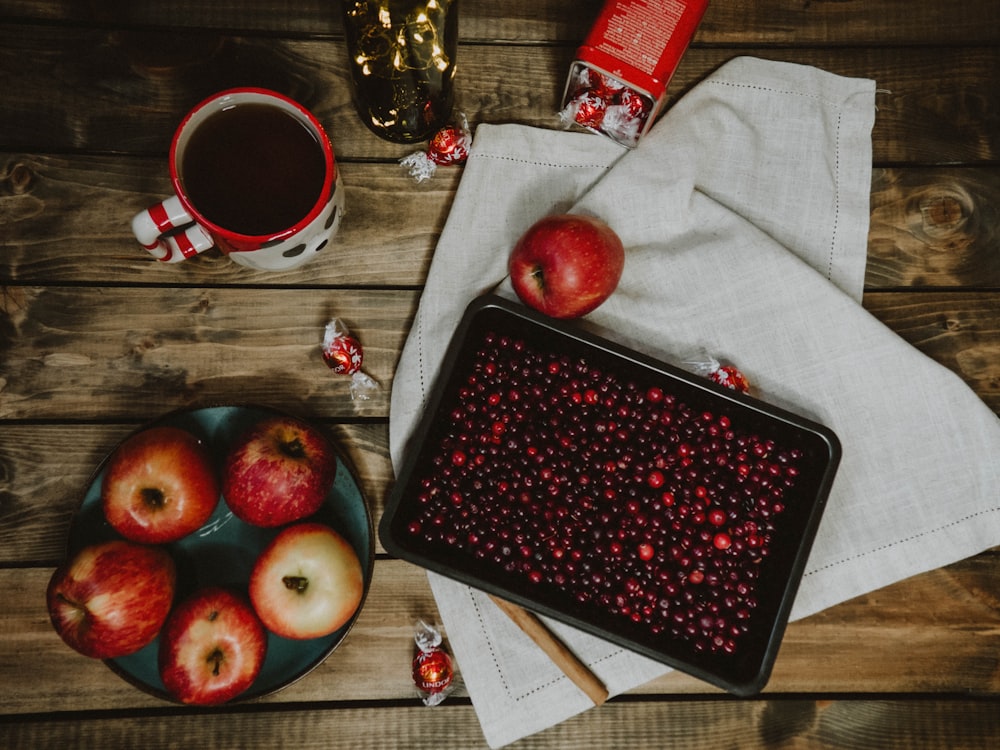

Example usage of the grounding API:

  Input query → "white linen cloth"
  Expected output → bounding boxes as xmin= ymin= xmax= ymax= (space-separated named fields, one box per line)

xmin=388 ymin=56 xmax=1000 ymax=747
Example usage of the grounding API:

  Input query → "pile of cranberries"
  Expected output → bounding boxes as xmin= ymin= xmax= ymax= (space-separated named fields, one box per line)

xmin=401 ymin=327 xmax=811 ymax=659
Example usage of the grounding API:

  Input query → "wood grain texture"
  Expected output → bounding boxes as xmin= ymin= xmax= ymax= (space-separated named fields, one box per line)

xmin=4 ymin=157 xmax=1000 ymax=289
xmin=2 ymin=289 xmax=999 ymax=423
xmin=2 ymin=700 xmax=1000 ymax=750
xmin=3 ymin=552 xmax=1000 ymax=716
xmin=1 ymin=1 xmax=999 ymax=747
xmin=0 ymin=286 xmax=418 ymax=420
xmin=5 ymin=0 xmax=1000 ymax=45
xmin=1 ymin=27 xmax=999 ymax=163
xmin=867 ymin=167 xmax=1000 ymax=288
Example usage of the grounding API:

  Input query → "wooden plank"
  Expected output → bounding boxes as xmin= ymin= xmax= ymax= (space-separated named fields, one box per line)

xmin=1 ymin=25 xmax=999 ymax=163
xmin=4 ymin=0 xmax=1000 ymax=45
xmin=2 ymin=288 xmax=999 ymax=422
xmin=0 ymin=286 xmax=419 ymax=421
xmin=0 ymin=700 xmax=995 ymax=750
xmin=705 ymin=0 xmax=1000 ymax=46
xmin=4 ymin=155 xmax=1000 ymax=290
xmin=0 ymin=0 xmax=606 ymax=42
xmin=3 ymin=552 xmax=1000 ymax=715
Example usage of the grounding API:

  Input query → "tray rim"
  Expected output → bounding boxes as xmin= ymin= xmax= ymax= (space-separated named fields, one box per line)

xmin=380 ymin=294 xmax=841 ymax=696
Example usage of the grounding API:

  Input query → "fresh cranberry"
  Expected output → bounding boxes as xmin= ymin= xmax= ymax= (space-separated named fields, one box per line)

xmin=400 ymin=328 xmax=809 ymax=658
xmin=708 ymin=509 xmax=727 ymax=526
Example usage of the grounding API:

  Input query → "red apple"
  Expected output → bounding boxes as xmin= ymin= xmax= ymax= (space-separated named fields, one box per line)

xmin=508 ymin=213 xmax=625 ymax=319
xmin=46 ymin=540 xmax=176 ymax=659
xmin=222 ymin=416 xmax=337 ymax=528
xmin=101 ymin=425 xmax=220 ymax=544
xmin=249 ymin=522 xmax=364 ymax=640
xmin=158 ymin=586 xmax=267 ymax=705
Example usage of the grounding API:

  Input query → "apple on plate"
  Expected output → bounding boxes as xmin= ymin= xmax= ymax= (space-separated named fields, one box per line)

xmin=222 ymin=416 xmax=338 ymax=528
xmin=508 ymin=213 xmax=626 ymax=319
xmin=101 ymin=425 xmax=220 ymax=544
xmin=46 ymin=540 xmax=177 ymax=659
xmin=158 ymin=586 xmax=268 ymax=706
xmin=249 ymin=522 xmax=364 ymax=640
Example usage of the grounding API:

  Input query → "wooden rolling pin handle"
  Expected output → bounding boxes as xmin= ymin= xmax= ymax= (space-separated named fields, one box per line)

xmin=488 ymin=594 xmax=609 ymax=706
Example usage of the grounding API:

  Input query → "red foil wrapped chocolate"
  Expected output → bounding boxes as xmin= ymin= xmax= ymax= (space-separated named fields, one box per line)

xmin=400 ymin=113 xmax=472 ymax=182
xmin=560 ymin=66 xmax=653 ymax=148
xmin=322 ymin=318 xmax=379 ymax=400
xmin=412 ymin=620 xmax=457 ymax=706
xmin=689 ymin=355 xmax=752 ymax=394
xmin=569 ymin=90 xmax=608 ymax=130
xmin=712 ymin=364 xmax=751 ymax=393
xmin=323 ymin=327 xmax=363 ymax=375
xmin=428 ymin=122 xmax=471 ymax=166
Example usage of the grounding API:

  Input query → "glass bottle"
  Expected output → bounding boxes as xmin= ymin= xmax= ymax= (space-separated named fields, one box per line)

xmin=340 ymin=0 xmax=458 ymax=143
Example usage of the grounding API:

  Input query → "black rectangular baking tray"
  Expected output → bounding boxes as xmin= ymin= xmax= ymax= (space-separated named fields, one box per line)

xmin=380 ymin=295 xmax=840 ymax=695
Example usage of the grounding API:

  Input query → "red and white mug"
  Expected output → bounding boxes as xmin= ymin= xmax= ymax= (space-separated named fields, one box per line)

xmin=132 ymin=88 xmax=344 ymax=271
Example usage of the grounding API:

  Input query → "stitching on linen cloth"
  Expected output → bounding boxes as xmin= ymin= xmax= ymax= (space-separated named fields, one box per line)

xmin=706 ymin=79 xmax=846 ymax=110
xmin=469 ymin=590 xmax=518 ymax=695
xmin=802 ymin=505 xmax=1000 ymax=576
xmin=472 ymin=587 xmax=624 ymax=701
xmin=828 ymin=109 xmax=843 ymax=282
xmin=470 ymin=587 xmax=576 ymax=700
xmin=710 ymin=77 xmax=847 ymax=284
xmin=470 ymin=153 xmax=616 ymax=171
xmin=470 ymin=589 xmax=569 ymax=700
xmin=416 ymin=309 xmax=427 ymax=407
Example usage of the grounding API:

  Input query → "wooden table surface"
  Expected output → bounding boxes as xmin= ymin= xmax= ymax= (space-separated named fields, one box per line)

xmin=2 ymin=1 xmax=999 ymax=747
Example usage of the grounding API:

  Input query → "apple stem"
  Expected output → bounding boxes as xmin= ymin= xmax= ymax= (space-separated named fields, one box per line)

xmin=530 ymin=265 xmax=545 ymax=290
xmin=282 ymin=575 xmax=309 ymax=593
xmin=207 ymin=647 xmax=224 ymax=676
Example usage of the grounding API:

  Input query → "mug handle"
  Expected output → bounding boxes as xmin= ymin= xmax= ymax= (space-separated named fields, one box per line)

xmin=131 ymin=195 xmax=214 ymax=263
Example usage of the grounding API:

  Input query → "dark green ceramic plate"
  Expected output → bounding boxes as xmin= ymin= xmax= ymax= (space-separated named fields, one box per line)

xmin=66 ymin=404 xmax=375 ymax=703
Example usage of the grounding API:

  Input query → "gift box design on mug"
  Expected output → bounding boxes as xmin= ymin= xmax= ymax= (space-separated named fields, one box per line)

xmin=561 ymin=0 xmax=709 ymax=147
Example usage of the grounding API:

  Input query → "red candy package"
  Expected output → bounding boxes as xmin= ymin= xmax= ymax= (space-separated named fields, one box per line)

xmin=322 ymin=318 xmax=379 ymax=400
xmin=400 ymin=113 xmax=472 ymax=182
xmin=560 ymin=0 xmax=709 ymax=147
xmin=412 ymin=620 xmax=458 ymax=706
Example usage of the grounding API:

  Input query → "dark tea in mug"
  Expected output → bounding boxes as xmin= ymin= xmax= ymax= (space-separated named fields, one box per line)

xmin=179 ymin=103 xmax=327 ymax=236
